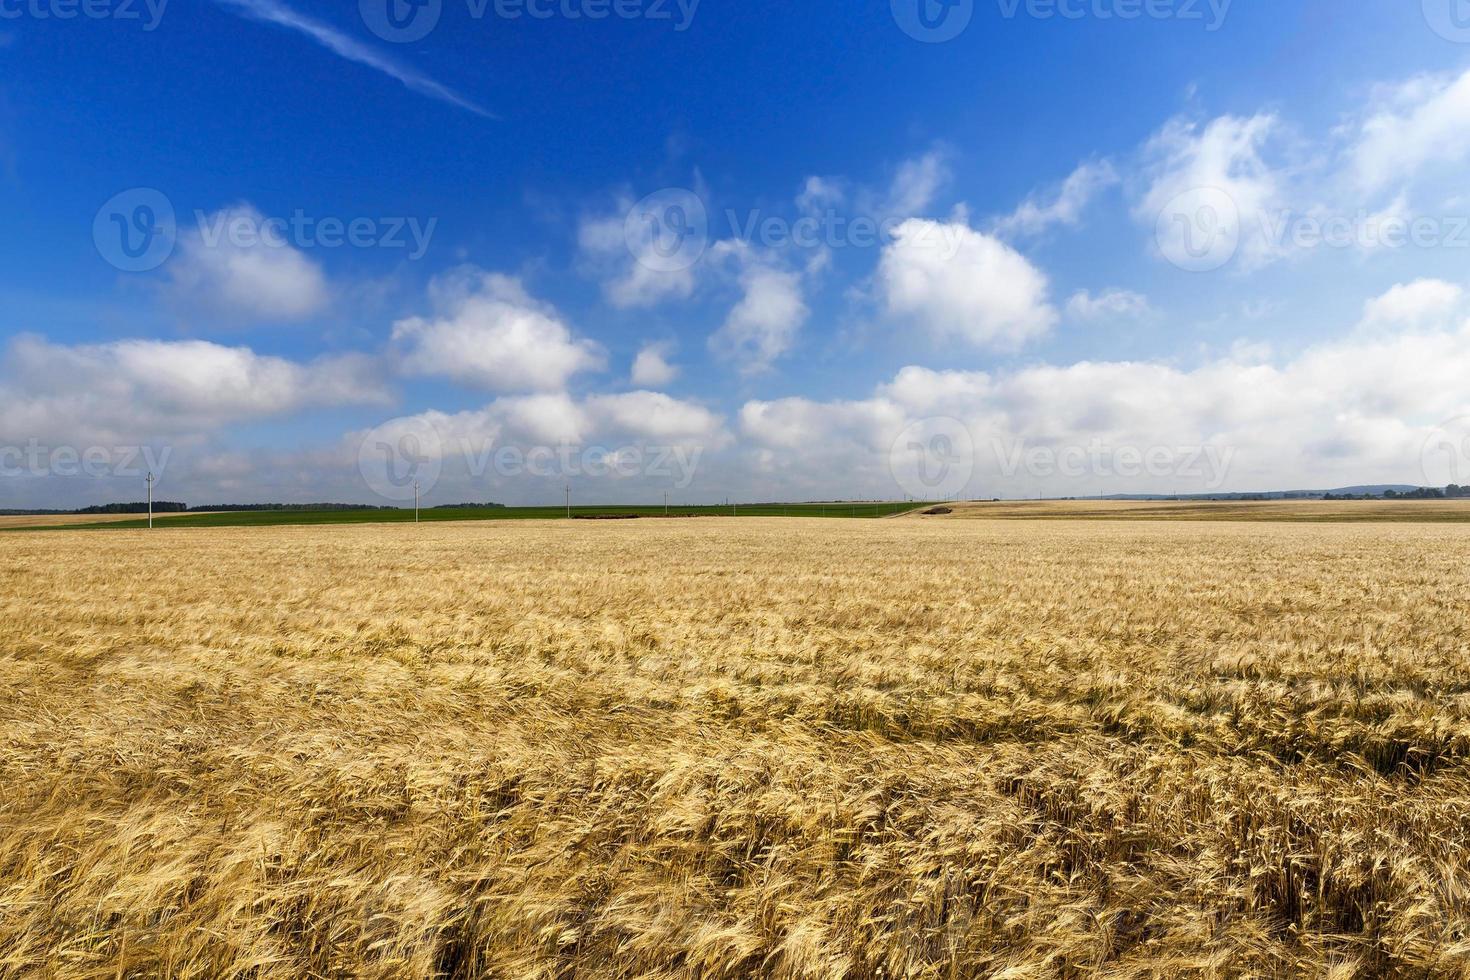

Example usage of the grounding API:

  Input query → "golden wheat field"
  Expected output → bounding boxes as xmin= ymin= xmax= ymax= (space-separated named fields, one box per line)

xmin=4 ymin=516 xmax=1470 ymax=978
xmin=0 ymin=514 xmax=202 ymax=530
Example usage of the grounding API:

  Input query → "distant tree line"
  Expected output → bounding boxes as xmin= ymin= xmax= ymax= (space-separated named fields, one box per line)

xmin=431 ymin=502 xmax=508 ymax=510
xmin=2 ymin=501 xmax=504 ymax=516
xmin=77 ymin=502 xmax=189 ymax=514
xmin=186 ymin=503 xmax=388 ymax=512
xmin=1323 ymin=486 xmax=1470 ymax=501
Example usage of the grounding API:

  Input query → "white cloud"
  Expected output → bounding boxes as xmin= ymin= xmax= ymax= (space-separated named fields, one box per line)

xmin=381 ymin=389 xmax=724 ymax=451
xmin=739 ymin=291 xmax=1470 ymax=496
xmin=796 ymin=176 xmax=844 ymax=214
xmin=630 ymin=342 xmax=679 ymax=387
xmin=329 ymin=389 xmax=727 ymax=507
xmin=1138 ymin=113 xmax=1287 ymax=271
xmin=1359 ymin=279 xmax=1464 ymax=329
xmin=995 ymin=160 xmax=1118 ymax=237
xmin=1348 ymin=70 xmax=1470 ymax=195
xmin=579 ymin=203 xmax=699 ymax=309
xmin=1066 ymin=288 xmax=1153 ymax=322
xmin=392 ymin=270 xmax=604 ymax=392
xmin=166 ymin=205 xmax=331 ymax=321
xmin=877 ymin=217 xmax=1057 ymax=349
xmin=1133 ymin=75 xmax=1470 ymax=271
xmin=708 ymin=244 xmax=809 ymax=374
xmin=585 ymin=391 xmax=725 ymax=443
xmin=740 ymin=396 xmax=905 ymax=454
xmin=0 ymin=335 xmax=385 ymax=447
xmin=884 ymin=151 xmax=950 ymax=217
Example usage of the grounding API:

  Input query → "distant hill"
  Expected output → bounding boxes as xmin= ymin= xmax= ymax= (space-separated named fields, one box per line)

xmin=1094 ymin=486 xmax=1426 ymax=501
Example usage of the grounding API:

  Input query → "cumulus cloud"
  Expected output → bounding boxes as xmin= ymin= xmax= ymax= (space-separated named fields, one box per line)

xmin=396 ymin=390 xmax=725 ymax=452
xmin=579 ymin=200 xmax=701 ymax=310
xmin=1137 ymin=113 xmax=1287 ymax=271
xmin=740 ymin=283 xmax=1470 ymax=497
xmin=166 ymin=205 xmax=331 ymax=321
xmin=1066 ymin=288 xmax=1154 ymax=322
xmin=796 ymin=176 xmax=845 ymax=214
xmin=334 ymin=389 xmax=728 ymax=507
xmin=707 ymin=245 xmax=810 ymax=374
xmin=883 ymin=151 xmax=950 ymax=217
xmin=995 ymin=160 xmax=1118 ymax=238
xmin=1347 ymin=70 xmax=1470 ymax=196
xmin=877 ymin=217 xmax=1057 ymax=349
xmin=798 ymin=150 xmax=950 ymax=222
xmin=1132 ymin=72 xmax=1470 ymax=272
xmin=0 ymin=334 xmax=385 ymax=447
xmin=584 ymin=391 xmax=726 ymax=443
xmin=392 ymin=270 xmax=604 ymax=392
xmin=630 ymin=342 xmax=679 ymax=387
xmin=1359 ymin=279 xmax=1464 ymax=329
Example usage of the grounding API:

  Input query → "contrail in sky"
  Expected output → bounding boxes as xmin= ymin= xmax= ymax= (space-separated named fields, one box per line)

xmin=212 ymin=0 xmax=493 ymax=119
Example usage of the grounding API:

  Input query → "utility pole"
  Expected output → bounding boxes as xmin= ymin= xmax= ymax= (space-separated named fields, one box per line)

xmin=146 ymin=472 xmax=154 ymax=529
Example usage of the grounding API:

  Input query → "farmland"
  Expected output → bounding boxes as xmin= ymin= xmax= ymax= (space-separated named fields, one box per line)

xmin=2 ymin=502 xmax=924 ymax=532
xmin=917 ymin=499 xmax=1470 ymax=523
xmin=3 ymin=516 xmax=1470 ymax=977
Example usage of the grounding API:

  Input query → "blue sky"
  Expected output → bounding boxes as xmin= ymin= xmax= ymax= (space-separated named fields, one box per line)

xmin=4 ymin=0 xmax=1470 ymax=506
